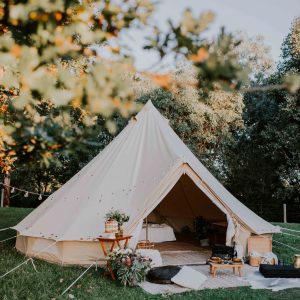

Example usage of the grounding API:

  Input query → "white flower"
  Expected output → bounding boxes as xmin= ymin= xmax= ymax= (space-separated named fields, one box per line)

xmin=124 ymin=248 xmax=133 ymax=254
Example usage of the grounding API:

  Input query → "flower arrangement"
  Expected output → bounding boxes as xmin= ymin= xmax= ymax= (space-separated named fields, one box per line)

xmin=105 ymin=209 xmax=130 ymax=228
xmin=107 ymin=248 xmax=152 ymax=286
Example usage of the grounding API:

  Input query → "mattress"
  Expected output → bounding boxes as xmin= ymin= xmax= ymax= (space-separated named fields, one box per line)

xmin=139 ymin=223 xmax=176 ymax=243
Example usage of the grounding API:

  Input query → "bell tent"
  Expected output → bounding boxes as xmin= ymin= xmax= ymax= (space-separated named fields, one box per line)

xmin=13 ymin=100 xmax=279 ymax=265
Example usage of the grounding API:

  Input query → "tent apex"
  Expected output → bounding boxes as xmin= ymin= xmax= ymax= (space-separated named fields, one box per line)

xmin=144 ymin=100 xmax=158 ymax=110
xmin=145 ymin=99 xmax=153 ymax=105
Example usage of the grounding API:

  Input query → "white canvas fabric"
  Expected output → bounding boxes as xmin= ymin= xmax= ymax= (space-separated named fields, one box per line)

xmin=13 ymin=100 xmax=280 ymax=265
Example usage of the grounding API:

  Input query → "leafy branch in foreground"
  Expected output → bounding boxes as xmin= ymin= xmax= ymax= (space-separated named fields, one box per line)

xmin=0 ymin=0 xmax=154 ymax=173
xmin=1 ymin=2 xmax=298 ymax=179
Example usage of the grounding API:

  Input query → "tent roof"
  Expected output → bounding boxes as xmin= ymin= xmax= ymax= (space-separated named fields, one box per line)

xmin=14 ymin=101 xmax=279 ymax=240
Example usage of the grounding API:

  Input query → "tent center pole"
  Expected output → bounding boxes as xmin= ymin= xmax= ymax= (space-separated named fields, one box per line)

xmin=145 ymin=217 xmax=148 ymax=241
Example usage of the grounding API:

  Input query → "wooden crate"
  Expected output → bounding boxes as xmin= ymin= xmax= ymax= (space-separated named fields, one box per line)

xmin=248 ymin=236 xmax=273 ymax=266
xmin=248 ymin=235 xmax=272 ymax=254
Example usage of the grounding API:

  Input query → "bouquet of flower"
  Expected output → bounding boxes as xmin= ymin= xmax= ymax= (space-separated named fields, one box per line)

xmin=105 ymin=209 xmax=130 ymax=227
xmin=107 ymin=248 xmax=152 ymax=286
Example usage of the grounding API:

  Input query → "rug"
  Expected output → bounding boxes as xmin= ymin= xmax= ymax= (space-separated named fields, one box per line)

xmin=139 ymin=264 xmax=250 ymax=295
xmin=238 ymin=267 xmax=300 ymax=291
xmin=160 ymin=250 xmax=211 ymax=266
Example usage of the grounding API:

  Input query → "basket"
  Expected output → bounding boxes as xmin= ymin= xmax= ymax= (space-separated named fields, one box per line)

xmin=249 ymin=256 xmax=261 ymax=267
xmin=137 ymin=240 xmax=155 ymax=249
xmin=249 ymin=256 xmax=276 ymax=267
xmin=105 ymin=220 xmax=118 ymax=233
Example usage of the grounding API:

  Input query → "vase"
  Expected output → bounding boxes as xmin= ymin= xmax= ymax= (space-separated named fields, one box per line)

xmin=115 ymin=225 xmax=123 ymax=238
xmin=118 ymin=225 xmax=123 ymax=237
xmin=293 ymin=254 xmax=300 ymax=268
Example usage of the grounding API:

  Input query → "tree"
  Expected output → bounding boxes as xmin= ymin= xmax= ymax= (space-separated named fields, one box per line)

xmin=0 ymin=3 xmax=252 ymax=196
xmin=0 ymin=0 xmax=155 ymax=177
xmin=8 ymin=105 xmax=128 ymax=207
xmin=1 ymin=2 xmax=296 ymax=208
xmin=223 ymin=18 xmax=300 ymax=221
xmin=133 ymin=62 xmax=244 ymax=175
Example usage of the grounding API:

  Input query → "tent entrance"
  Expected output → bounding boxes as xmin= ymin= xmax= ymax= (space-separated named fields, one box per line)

xmin=142 ymin=174 xmax=228 ymax=259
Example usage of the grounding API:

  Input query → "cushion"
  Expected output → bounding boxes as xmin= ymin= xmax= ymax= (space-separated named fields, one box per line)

xmin=171 ymin=266 xmax=207 ymax=289
xmin=147 ymin=266 xmax=181 ymax=284
xmin=212 ymin=244 xmax=236 ymax=259
xmin=259 ymin=264 xmax=300 ymax=278
xmin=136 ymin=249 xmax=163 ymax=267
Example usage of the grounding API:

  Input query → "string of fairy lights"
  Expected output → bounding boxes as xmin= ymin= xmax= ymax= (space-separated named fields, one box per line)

xmin=0 ymin=159 xmax=185 ymax=204
xmin=0 ymin=183 xmax=49 ymax=200
xmin=0 ymin=165 xmax=172 ymax=203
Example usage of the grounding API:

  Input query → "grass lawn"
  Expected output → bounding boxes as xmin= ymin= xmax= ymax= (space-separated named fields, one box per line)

xmin=0 ymin=208 xmax=299 ymax=300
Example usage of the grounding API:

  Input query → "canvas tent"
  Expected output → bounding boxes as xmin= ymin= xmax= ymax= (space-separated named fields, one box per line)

xmin=13 ymin=101 xmax=280 ymax=265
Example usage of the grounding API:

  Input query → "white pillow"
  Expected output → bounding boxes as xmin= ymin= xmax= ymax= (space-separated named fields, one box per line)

xmin=136 ymin=249 xmax=163 ymax=267
xmin=171 ymin=266 xmax=207 ymax=289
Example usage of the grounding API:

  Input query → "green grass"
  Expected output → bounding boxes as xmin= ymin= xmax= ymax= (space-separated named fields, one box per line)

xmin=0 ymin=208 xmax=299 ymax=300
xmin=272 ymin=222 xmax=300 ymax=264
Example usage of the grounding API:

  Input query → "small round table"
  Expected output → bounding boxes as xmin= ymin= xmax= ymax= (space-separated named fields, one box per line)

xmin=97 ymin=235 xmax=132 ymax=280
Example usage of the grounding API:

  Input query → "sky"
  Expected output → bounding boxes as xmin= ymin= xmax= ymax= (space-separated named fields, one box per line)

xmin=123 ymin=0 xmax=300 ymax=71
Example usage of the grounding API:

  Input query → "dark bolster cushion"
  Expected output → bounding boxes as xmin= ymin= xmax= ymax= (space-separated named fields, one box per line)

xmin=259 ymin=264 xmax=300 ymax=278
xmin=147 ymin=266 xmax=181 ymax=284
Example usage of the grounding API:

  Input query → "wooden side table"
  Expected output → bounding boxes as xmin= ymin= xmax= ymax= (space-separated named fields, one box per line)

xmin=97 ymin=235 xmax=132 ymax=280
xmin=209 ymin=262 xmax=243 ymax=278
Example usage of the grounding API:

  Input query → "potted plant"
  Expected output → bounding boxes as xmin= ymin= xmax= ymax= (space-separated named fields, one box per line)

xmin=105 ymin=209 xmax=130 ymax=237
xmin=107 ymin=248 xmax=152 ymax=286
xmin=194 ymin=216 xmax=211 ymax=246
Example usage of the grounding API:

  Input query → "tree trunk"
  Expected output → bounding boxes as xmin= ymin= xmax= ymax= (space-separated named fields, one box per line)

xmin=2 ymin=175 xmax=10 ymax=207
